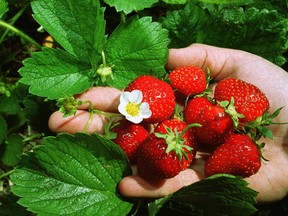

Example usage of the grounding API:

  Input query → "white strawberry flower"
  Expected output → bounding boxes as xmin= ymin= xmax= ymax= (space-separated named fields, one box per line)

xmin=118 ymin=90 xmax=152 ymax=124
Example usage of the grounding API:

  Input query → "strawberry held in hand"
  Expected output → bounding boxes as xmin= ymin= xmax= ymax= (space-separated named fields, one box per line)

xmin=124 ymin=75 xmax=175 ymax=123
xmin=168 ymin=65 xmax=207 ymax=96
xmin=154 ymin=118 xmax=197 ymax=169
xmin=204 ymin=133 xmax=261 ymax=178
xmin=193 ymin=103 xmax=234 ymax=149
xmin=136 ymin=119 xmax=198 ymax=182
xmin=214 ymin=78 xmax=270 ymax=123
xmin=111 ymin=120 xmax=149 ymax=164
xmin=184 ymin=96 xmax=212 ymax=124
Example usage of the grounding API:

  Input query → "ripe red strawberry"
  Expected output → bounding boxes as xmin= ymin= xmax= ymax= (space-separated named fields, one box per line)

xmin=184 ymin=97 xmax=213 ymax=124
xmin=214 ymin=78 xmax=269 ymax=123
xmin=194 ymin=104 xmax=234 ymax=150
xmin=136 ymin=119 xmax=196 ymax=182
xmin=168 ymin=65 xmax=207 ymax=96
xmin=204 ymin=133 xmax=261 ymax=177
xmin=112 ymin=120 xmax=149 ymax=164
xmin=125 ymin=75 xmax=175 ymax=123
xmin=154 ymin=118 xmax=197 ymax=169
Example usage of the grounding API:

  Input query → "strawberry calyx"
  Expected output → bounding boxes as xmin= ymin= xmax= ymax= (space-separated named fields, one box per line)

xmin=56 ymin=96 xmax=83 ymax=117
xmin=243 ymin=107 xmax=286 ymax=141
xmin=155 ymin=123 xmax=201 ymax=161
xmin=217 ymin=97 xmax=245 ymax=128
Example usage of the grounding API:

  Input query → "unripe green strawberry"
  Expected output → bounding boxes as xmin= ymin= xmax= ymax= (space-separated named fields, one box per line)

xmin=125 ymin=75 xmax=175 ymax=123
xmin=214 ymin=78 xmax=269 ymax=123
xmin=204 ymin=133 xmax=261 ymax=178
xmin=168 ymin=65 xmax=207 ymax=96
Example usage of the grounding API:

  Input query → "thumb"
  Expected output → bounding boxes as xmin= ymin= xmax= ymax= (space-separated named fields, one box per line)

xmin=118 ymin=169 xmax=203 ymax=198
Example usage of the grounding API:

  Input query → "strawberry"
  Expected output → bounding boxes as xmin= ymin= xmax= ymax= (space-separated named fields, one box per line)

xmin=193 ymin=104 xmax=234 ymax=150
xmin=168 ymin=65 xmax=207 ymax=96
xmin=125 ymin=75 xmax=175 ymax=123
xmin=184 ymin=97 xmax=213 ymax=124
xmin=214 ymin=78 xmax=269 ymax=123
xmin=136 ymin=119 xmax=197 ymax=182
xmin=154 ymin=118 xmax=197 ymax=169
xmin=112 ymin=120 xmax=149 ymax=164
xmin=204 ymin=133 xmax=261 ymax=177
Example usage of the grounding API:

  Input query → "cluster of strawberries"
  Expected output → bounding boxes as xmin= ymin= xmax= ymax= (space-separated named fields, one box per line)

xmin=111 ymin=65 xmax=272 ymax=183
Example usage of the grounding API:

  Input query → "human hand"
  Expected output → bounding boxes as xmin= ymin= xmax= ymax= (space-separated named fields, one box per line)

xmin=48 ymin=44 xmax=288 ymax=203
xmin=119 ymin=44 xmax=288 ymax=203
xmin=48 ymin=86 xmax=123 ymax=134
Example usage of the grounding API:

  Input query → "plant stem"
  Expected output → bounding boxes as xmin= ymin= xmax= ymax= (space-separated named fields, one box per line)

xmin=0 ymin=3 xmax=29 ymax=44
xmin=81 ymin=100 xmax=122 ymax=133
xmin=0 ymin=20 xmax=42 ymax=50
xmin=101 ymin=51 xmax=107 ymax=67
xmin=0 ymin=169 xmax=15 ymax=179
xmin=120 ymin=11 xmax=126 ymax=23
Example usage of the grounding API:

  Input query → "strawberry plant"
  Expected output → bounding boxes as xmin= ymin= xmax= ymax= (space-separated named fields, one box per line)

xmin=0 ymin=0 xmax=288 ymax=215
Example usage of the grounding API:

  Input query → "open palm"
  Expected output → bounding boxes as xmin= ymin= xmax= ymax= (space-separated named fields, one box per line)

xmin=48 ymin=44 xmax=288 ymax=203
xmin=119 ymin=44 xmax=288 ymax=203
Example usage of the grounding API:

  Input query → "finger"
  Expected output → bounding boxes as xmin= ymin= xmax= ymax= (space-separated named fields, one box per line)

xmin=76 ymin=86 xmax=122 ymax=112
xmin=48 ymin=110 xmax=122 ymax=134
xmin=118 ymin=169 xmax=203 ymax=198
xmin=166 ymin=43 xmax=246 ymax=80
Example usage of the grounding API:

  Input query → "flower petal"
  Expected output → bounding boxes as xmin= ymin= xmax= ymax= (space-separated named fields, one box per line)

xmin=126 ymin=115 xmax=143 ymax=124
xmin=120 ymin=92 xmax=130 ymax=104
xmin=140 ymin=102 xmax=152 ymax=118
xmin=129 ymin=90 xmax=143 ymax=104
xmin=118 ymin=103 xmax=128 ymax=116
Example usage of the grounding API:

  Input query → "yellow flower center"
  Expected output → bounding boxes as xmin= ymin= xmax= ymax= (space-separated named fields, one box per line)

xmin=126 ymin=102 xmax=140 ymax=117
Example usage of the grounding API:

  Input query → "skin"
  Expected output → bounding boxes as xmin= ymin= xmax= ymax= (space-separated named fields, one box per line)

xmin=48 ymin=87 xmax=123 ymax=134
xmin=48 ymin=44 xmax=288 ymax=203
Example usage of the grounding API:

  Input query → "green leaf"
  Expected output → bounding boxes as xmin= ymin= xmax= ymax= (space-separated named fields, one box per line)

xmin=148 ymin=195 xmax=172 ymax=216
xmin=0 ymin=115 xmax=7 ymax=144
xmin=0 ymin=0 xmax=8 ymax=18
xmin=1 ymin=133 xmax=23 ymax=166
xmin=11 ymin=133 xmax=133 ymax=216
xmin=162 ymin=0 xmax=187 ymax=4
xmin=19 ymin=48 xmax=94 ymax=99
xmin=31 ymin=0 xmax=106 ymax=66
xmin=104 ymin=16 xmax=170 ymax=89
xmin=161 ymin=3 xmax=208 ymax=48
xmin=103 ymin=0 xmax=159 ymax=14
xmin=161 ymin=3 xmax=288 ymax=66
xmin=0 ymin=94 xmax=21 ymax=115
xmin=5 ymin=112 xmax=26 ymax=134
xmin=248 ymin=0 xmax=288 ymax=17
xmin=198 ymin=0 xmax=253 ymax=4
xmin=158 ymin=174 xmax=258 ymax=216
